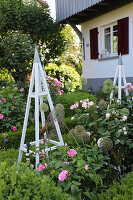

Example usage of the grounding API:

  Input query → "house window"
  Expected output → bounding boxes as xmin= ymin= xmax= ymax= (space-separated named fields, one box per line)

xmin=90 ymin=17 xmax=129 ymax=60
xmin=103 ymin=23 xmax=118 ymax=57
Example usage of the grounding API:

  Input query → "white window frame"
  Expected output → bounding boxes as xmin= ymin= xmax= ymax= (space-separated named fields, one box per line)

xmin=99 ymin=22 xmax=118 ymax=58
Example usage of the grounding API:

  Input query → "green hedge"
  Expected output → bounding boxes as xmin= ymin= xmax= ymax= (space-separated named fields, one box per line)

xmin=55 ymin=91 xmax=97 ymax=117
xmin=0 ymin=162 xmax=72 ymax=200
xmin=0 ymin=126 xmax=35 ymax=149
xmin=97 ymin=171 xmax=133 ymax=200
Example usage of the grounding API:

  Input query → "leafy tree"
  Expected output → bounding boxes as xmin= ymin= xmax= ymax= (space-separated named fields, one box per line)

xmin=56 ymin=25 xmax=82 ymax=75
xmin=0 ymin=0 xmax=66 ymax=82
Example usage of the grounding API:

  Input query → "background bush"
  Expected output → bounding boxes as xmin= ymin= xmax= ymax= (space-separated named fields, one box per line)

xmin=55 ymin=91 xmax=97 ymax=117
xmin=45 ymin=63 xmax=81 ymax=92
xmin=0 ymin=162 xmax=72 ymax=200
xmin=0 ymin=126 xmax=35 ymax=149
xmin=97 ymin=170 xmax=133 ymax=200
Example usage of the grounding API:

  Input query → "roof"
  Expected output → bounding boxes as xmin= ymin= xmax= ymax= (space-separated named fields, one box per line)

xmin=55 ymin=0 xmax=133 ymax=24
xmin=55 ymin=0 xmax=103 ymax=23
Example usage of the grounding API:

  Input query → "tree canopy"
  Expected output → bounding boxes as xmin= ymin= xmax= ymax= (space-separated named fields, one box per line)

xmin=0 ymin=0 xmax=66 ymax=82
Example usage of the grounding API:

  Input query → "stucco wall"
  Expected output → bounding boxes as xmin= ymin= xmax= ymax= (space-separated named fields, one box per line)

xmin=81 ymin=2 xmax=133 ymax=81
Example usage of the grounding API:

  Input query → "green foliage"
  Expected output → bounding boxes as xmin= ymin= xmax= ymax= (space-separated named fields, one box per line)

xmin=0 ymin=68 xmax=14 ymax=84
xmin=57 ymin=25 xmax=82 ymax=75
xmin=55 ymin=91 xmax=97 ymax=117
xmin=42 ymin=144 xmax=113 ymax=200
xmin=45 ymin=63 xmax=81 ymax=92
xmin=97 ymin=170 xmax=133 ymax=200
xmin=0 ymin=84 xmax=34 ymax=132
xmin=0 ymin=126 xmax=35 ymax=149
xmin=0 ymin=162 xmax=72 ymax=200
xmin=0 ymin=0 xmax=66 ymax=81
xmin=0 ymin=149 xmax=19 ymax=166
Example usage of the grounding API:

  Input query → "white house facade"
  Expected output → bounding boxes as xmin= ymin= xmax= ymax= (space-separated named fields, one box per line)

xmin=55 ymin=0 xmax=133 ymax=91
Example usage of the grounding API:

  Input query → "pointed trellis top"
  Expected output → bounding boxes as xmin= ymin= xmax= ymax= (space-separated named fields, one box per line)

xmin=118 ymin=53 xmax=123 ymax=65
xmin=34 ymin=47 xmax=41 ymax=63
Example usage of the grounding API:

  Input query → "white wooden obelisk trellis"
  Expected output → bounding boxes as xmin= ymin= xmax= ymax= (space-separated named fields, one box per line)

xmin=110 ymin=54 xmax=129 ymax=104
xmin=18 ymin=47 xmax=64 ymax=168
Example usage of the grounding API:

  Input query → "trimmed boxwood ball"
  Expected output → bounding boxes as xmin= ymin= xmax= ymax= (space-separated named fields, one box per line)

xmin=55 ymin=90 xmax=97 ymax=117
xmin=0 ymin=162 xmax=72 ymax=200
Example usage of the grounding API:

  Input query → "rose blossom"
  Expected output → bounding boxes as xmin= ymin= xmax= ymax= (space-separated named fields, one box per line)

xmin=122 ymin=115 xmax=127 ymax=121
xmin=20 ymin=88 xmax=24 ymax=92
xmin=12 ymin=127 xmax=17 ymax=131
xmin=67 ymin=149 xmax=77 ymax=158
xmin=2 ymin=98 xmax=6 ymax=102
xmin=106 ymin=113 xmax=110 ymax=118
xmin=58 ymin=170 xmax=69 ymax=181
xmin=37 ymin=163 xmax=47 ymax=171
xmin=0 ymin=114 xmax=4 ymax=119
xmin=84 ymin=165 xmax=89 ymax=171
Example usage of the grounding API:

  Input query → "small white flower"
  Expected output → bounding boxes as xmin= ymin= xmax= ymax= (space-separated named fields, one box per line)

xmin=122 ymin=115 xmax=127 ymax=121
xmin=97 ymin=138 xmax=103 ymax=148
xmin=124 ymin=132 xmax=127 ymax=135
xmin=132 ymin=97 xmax=133 ymax=101
xmin=106 ymin=113 xmax=110 ymax=118
xmin=71 ymin=116 xmax=74 ymax=120
xmin=117 ymin=99 xmax=120 ymax=103
xmin=123 ymin=127 xmax=126 ymax=131
xmin=86 ymin=113 xmax=89 ymax=116
xmin=86 ymin=132 xmax=91 ymax=137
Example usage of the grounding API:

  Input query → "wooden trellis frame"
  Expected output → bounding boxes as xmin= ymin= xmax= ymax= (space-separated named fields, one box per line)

xmin=18 ymin=47 xmax=64 ymax=168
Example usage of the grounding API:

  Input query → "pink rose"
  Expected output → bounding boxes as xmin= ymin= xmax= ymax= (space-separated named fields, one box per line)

xmin=2 ymin=98 xmax=6 ymax=102
xmin=0 ymin=114 xmax=4 ymax=119
xmin=67 ymin=149 xmax=77 ymax=158
xmin=58 ymin=170 xmax=69 ymax=181
xmin=37 ymin=163 xmax=47 ymax=171
xmin=84 ymin=165 xmax=89 ymax=171
xmin=20 ymin=88 xmax=24 ymax=92
xmin=12 ymin=127 xmax=17 ymax=131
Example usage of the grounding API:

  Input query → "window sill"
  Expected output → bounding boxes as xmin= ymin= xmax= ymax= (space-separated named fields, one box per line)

xmin=98 ymin=56 xmax=119 ymax=61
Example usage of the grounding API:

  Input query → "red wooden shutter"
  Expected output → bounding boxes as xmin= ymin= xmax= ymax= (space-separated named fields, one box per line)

xmin=118 ymin=17 xmax=129 ymax=55
xmin=90 ymin=27 xmax=98 ymax=59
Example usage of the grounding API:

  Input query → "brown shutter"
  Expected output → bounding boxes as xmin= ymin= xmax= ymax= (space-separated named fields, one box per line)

xmin=90 ymin=27 xmax=98 ymax=59
xmin=118 ymin=17 xmax=129 ymax=55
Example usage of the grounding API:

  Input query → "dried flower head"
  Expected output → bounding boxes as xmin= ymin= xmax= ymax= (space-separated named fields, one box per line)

xmin=120 ymin=108 xmax=129 ymax=116
xmin=50 ymin=104 xmax=64 ymax=122
xmin=103 ymin=79 xmax=117 ymax=94
xmin=40 ymin=103 xmax=49 ymax=112
xmin=100 ymin=138 xmax=113 ymax=151
xmin=98 ymin=100 xmax=107 ymax=109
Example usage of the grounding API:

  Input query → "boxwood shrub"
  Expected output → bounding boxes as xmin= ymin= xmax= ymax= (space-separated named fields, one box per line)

xmin=0 ymin=162 xmax=72 ymax=200
xmin=0 ymin=126 xmax=35 ymax=149
xmin=97 ymin=170 xmax=133 ymax=200
xmin=55 ymin=90 xmax=97 ymax=117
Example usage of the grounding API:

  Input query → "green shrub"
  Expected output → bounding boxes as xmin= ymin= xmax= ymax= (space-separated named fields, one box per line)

xmin=97 ymin=170 xmax=133 ymax=200
xmin=55 ymin=91 xmax=97 ymax=117
xmin=0 ymin=126 xmax=35 ymax=149
xmin=0 ymin=162 xmax=72 ymax=200
xmin=62 ymin=117 xmax=77 ymax=133
xmin=0 ymin=84 xmax=34 ymax=132
xmin=45 ymin=63 xmax=81 ymax=92
xmin=0 ymin=148 xmax=20 ymax=166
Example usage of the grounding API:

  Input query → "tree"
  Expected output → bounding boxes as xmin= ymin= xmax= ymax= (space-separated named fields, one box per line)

xmin=56 ymin=25 xmax=82 ymax=75
xmin=0 ymin=0 xmax=66 ymax=82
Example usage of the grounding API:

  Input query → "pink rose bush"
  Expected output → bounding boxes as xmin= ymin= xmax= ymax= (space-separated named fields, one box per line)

xmin=47 ymin=76 xmax=64 ymax=96
xmin=58 ymin=170 xmax=69 ymax=181
xmin=37 ymin=163 xmax=47 ymax=172
xmin=84 ymin=165 xmax=88 ymax=171
xmin=67 ymin=149 xmax=77 ymax=158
